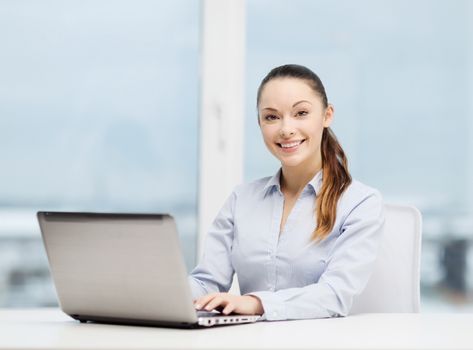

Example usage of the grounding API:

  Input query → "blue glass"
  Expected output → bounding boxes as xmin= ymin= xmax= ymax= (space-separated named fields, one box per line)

xmin=0 ymin=0 xmax=200 ymax=306
xmin=245 ymin=0 xmax=473 ymax=311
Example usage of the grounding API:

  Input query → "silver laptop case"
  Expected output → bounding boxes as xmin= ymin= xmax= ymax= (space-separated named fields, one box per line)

xmin=37 ymin=212 xmax=259 ymax=328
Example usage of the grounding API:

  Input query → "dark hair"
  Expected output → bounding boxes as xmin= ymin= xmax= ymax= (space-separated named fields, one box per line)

xmin=257 ymin=64 xmax=352 ymax=242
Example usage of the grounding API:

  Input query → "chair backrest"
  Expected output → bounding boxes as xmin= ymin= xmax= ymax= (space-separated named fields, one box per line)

xmin=350 ymin=203 xmax=422 ymax=314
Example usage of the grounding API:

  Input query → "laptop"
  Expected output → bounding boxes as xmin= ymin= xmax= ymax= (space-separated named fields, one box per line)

xmin=37 ymin=211 xmax=261 ymax=328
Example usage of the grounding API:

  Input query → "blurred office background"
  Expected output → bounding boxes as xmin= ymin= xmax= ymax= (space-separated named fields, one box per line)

xmin=0 ymin=0 xmax=472 ymax=312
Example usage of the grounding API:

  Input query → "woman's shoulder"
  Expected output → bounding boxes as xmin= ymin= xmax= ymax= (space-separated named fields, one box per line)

xmin=335 ymin=179 xmax=385 ymax=233
xmin=231 ymin=175 xmax=273 ymax=197
xmin=339 ymin=178 xmax=383 ymax=211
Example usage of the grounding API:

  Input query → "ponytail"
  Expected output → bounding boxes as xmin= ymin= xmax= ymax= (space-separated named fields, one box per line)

xmin=312 ymin=127 xmax=352 ymax=241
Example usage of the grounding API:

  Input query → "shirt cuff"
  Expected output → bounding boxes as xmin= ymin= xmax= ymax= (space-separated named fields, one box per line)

xmin=246 ymin=291 xmax=287 ymax=321
xmin=188 ymin=276 xmax=208 ymax=299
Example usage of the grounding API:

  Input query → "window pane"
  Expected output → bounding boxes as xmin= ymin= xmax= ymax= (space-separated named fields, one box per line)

xmin=246 ymin=0 xmax=473 ymax=311
xmin=0 ymin=0 xmax=200 ymax=306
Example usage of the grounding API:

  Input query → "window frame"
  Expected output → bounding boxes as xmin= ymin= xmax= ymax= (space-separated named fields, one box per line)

xmin=198 ymin=0 xmax=246 ymax=257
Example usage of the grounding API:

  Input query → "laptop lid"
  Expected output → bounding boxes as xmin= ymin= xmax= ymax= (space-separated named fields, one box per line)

xmin=37 ymin=212 xmax=199 ymax=326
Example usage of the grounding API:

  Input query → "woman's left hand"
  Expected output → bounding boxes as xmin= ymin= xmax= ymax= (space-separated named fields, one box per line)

xmin=194 ymin=293 xmax=264 ymax=315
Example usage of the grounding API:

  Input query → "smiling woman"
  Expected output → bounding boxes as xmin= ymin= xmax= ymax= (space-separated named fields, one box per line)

xmin=188 ymin=64 xmax=385 ymax=320
xmin=256 ymin=66 xmax=351 ymax=241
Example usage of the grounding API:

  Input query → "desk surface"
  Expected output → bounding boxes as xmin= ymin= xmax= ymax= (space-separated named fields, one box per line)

xmin=0 ymin=308 xmax=472 ymax=350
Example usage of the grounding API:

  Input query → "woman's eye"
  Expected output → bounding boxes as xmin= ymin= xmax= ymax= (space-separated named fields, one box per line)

xmin=264 ymin=114 xmax=278 ymax=121
xmin=296 ymin=111 xmax=308 ymax=117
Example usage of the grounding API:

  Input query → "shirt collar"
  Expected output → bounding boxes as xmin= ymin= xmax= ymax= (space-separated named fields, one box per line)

xmin=262 ymin=168 xmax=282 ymax=195
xmin=262 ymin=168 xmax=323 ymax=197
xmin=307 ymin=169 xmax=323 ymax=195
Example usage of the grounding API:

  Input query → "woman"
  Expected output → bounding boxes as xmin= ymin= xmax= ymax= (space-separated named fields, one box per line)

xmin=189 ymin=64 xmax=384 ymax=320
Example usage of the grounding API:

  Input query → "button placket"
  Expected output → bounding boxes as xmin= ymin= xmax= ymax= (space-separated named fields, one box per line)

xmin=268 ymin=191 xmax=283 ymax=291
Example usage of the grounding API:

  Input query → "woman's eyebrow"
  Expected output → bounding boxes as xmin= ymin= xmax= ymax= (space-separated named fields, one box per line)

xmin=293 ymin=100 xmax=312 ymax=107
xmin=261 ymin=107 xmax=278 ymax=111
xmin=262 ymin=100 xmax=311 ymax=111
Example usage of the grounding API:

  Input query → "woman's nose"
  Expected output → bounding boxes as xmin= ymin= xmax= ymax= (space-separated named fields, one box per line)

xmin=279 ymin=128 xmax=295 ymax=138
xmin=279 ymin=120 xmax=296 ymax=138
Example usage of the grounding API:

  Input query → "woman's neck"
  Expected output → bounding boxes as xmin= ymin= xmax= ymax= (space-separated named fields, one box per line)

xmin=280 ymin=157 xmax=322 ymax=197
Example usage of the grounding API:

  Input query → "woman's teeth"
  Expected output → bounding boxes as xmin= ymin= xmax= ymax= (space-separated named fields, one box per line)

xmin=280 ymin=140 xmax=303 ymax=148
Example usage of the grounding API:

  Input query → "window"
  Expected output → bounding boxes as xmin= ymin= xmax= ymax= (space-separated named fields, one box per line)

xmin=0 ymin=1 xmax=200 ymax=306
xmin=245 ymin=0 xmax=473 ymax=310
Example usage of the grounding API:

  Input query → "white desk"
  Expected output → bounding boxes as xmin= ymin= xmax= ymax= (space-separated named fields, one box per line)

xmin=0 ymin=308 xmax=472 ymax=350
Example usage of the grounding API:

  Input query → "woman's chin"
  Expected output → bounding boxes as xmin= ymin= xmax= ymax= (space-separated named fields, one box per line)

xmin=279 ymin=158 xmax=304 ymax=168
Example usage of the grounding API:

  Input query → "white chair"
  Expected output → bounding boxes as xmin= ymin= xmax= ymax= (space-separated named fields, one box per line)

xmin=350 ymin=203 xmax=422 ymax=314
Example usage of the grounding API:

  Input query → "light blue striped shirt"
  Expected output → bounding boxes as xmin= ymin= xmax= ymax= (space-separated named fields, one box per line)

xmin=189 ymin=169 xmax=385 ymax=320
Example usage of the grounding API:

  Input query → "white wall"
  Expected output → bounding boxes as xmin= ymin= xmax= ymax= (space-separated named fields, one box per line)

xmin=198 ymin=0 xmax=245 ymax=256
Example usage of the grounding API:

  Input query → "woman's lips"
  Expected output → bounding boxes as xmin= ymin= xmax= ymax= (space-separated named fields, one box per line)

xmin=277 ymin=139 xmax=305 ymax=153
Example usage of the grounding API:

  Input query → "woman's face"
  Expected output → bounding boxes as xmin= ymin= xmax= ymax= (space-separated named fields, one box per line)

xmin=258 ymin=77 xmax=333 ymax=170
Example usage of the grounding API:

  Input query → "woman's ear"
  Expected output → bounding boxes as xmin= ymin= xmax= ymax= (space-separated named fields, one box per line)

xmin=323 ymin=104 xmax=334 ymax=127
